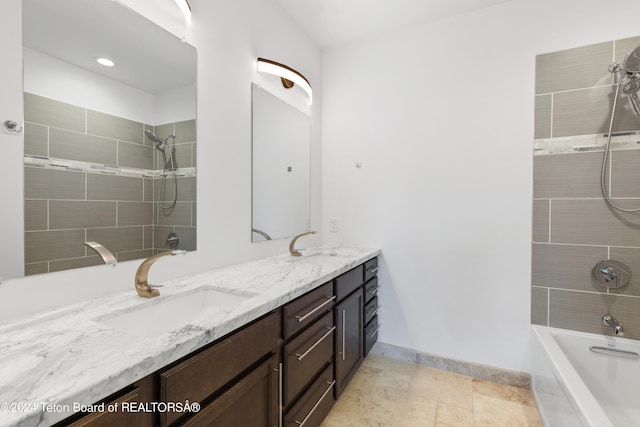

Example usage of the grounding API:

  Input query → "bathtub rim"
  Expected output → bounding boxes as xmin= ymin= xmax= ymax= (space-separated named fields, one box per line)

xmin=531 ymin=325 xmax=613 ymax=427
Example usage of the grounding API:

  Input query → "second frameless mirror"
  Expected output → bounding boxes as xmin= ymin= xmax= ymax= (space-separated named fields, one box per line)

xmin=251 ymin=84 xmax=310 ymax=242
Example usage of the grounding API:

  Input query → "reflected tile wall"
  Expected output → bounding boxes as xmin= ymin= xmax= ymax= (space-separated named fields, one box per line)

xmin=23 ymin=93 xmax=196 ymax=274
xmin=532 ymin=36 xmax=640 ymax=338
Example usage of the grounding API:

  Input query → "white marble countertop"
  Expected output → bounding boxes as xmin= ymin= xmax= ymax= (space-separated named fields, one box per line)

xmin=0 ymin=247 xmax=380 ymax=427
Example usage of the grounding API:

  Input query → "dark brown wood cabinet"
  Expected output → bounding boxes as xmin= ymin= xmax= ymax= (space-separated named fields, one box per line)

xmin=334 ymin=288 xmax=363 ymax=398
xmin=56 ymin=256 xmax=379 ymax=427
xmin=362 ymin=258 xmax=379 ymax=358
xmin=180 ymin=354 xmax=279 ymax=427
xmin=161 ymin=312 xmax=279 ymax=426
xmin=282 ymin=280 xmax=336 ymax=427
xmin=59 ymin=382 xmax=154 ymax=427
xmin=284 ymin=364 xmax=335 ymax=427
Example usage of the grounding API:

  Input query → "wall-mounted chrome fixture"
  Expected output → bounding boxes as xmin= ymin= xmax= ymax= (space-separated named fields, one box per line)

xmin=602 ymin=314 xmax=624 ymax=336
xmin=592 ymin=259 xmax=631 ymax=289
xmin=166 ymin=232 xmax=179 ymax=250
xmin=3 ymin=120 xmax=23 ymax=133
xmin=257 ymin=58 xmax=313 ymax=104
xmin=173 ymin=0 xmax=192 ymax=25
xmin=84 ymin=241 xmax=117 ymax=266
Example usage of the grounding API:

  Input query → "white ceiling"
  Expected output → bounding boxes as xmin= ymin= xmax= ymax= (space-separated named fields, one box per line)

xmin=22 ymin=0 xmax=196 ymax=94
xmin=276 ymin=0 xmax=515 ymax=48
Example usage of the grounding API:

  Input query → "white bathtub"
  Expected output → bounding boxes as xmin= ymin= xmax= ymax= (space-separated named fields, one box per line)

xmin=531 ymin=325 xmax=640 ymax=427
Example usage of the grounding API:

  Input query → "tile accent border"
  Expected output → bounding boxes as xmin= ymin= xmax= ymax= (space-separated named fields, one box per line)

xmin=370 ymin=341 xmax=531 ymax=388
xmin=534 ymin=132 xmax=640 ymax=156
xmin=24 ymin=155 xmax=196 ymax=179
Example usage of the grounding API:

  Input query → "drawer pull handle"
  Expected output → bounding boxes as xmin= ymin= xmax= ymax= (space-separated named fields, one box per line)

xmin=295 ymin=326 xmax=336 ymax=361
xmin=367 ymin=326 xmax=380 ymax=337
xmin=367 ymin=287 xmax=378 ymax=295
xmin=367 ymin=267 xmax=379 ymax=274
xmin=276 ymin=363 xmax=283 ymax=427
xmin=294 ymin=380 xmax=336 ymax=427
xmin=367 ymin=307 xmax=379 ymax=317
xmin=341 ymin=309 xmax=346 ymax=361
xmin=294 ymin=296 xmax=336 ymax=323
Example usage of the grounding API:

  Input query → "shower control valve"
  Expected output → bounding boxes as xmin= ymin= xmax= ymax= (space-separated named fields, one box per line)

xmin=592 ymin=260 xmax=631 ymax=289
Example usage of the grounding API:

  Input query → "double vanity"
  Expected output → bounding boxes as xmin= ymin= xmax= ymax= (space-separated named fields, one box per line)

xmin=0 ymin=247 xmax=380 ymax=427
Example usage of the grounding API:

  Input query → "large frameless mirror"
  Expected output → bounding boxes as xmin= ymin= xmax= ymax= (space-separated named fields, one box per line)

xmin=19 ymin=0 xmax=197 ymax=276
xmin=251 ymin=83 xmax=310 ymax=242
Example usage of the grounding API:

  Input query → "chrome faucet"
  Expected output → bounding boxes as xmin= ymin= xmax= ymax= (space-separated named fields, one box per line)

xmin=602 ymin=314 xmax=624 ymax=336
xmin=289 ymin=231 xmax=317 ymax=257
xmin=135 ymin=250 xmax=186 ymax=298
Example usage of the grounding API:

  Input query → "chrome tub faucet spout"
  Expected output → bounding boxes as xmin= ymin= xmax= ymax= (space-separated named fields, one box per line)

xmin=602 ymin=314 xmax=624 ymax=336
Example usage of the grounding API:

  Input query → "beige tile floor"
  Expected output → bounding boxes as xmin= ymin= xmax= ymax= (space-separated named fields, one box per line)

xmin=321 ymin=354 xmax=543 ymax=427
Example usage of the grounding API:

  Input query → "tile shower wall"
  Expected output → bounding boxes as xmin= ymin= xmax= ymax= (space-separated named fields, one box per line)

xmin=23 ymin=93 xmax=196 ymax=275
xmin=532 ymin=36 xmax=640 ymax=339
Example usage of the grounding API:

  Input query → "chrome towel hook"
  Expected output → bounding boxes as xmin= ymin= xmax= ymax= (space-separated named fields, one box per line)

xmin=3 ymin=120 xmax=23 ymax=133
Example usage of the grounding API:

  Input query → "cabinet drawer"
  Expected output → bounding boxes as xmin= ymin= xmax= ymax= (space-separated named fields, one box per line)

xmin=180 ymin=354 xmax=279 ymax=427
xmin=334 ymin=266 xmax=364 ymax=302
xmin=283 ymin=281 xmax=334 ymax=340
xmin=364 ymin=297 xmax=379 ymax=326
xmin=284 ymin=364 xmax=334 ymax=427
xmin=160 ymin=312 xmax=278 ymax=426
xmin=364 ymin=315 xmax=379 ymax=358
xmin=284 ymin=311 xmax=334 ymax=407
xmin=364 ymin=257 xmax=378 ymax=282
xmin=363 ymin=277 xmax=378 ymax=304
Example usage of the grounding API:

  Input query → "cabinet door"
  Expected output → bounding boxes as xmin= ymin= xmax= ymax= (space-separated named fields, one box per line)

xmin=181 ymin=355 xmax=279 ymax=427
xmin=61 ymin=387 xmax=149 ymax=427
xmin=334 ymin=290 xmax=363 ymax=398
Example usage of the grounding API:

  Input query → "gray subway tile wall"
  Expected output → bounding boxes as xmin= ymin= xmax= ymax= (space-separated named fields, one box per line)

xmin=24 ymin=93 xmax=86 ymax=132
xmin=24 ymin=122 xmax=48 ymax=156
xmin=87 ymin=110 xmax=144 ymax=144
xmin=532 ymin=36 xmax=640 ymax=337
xmin=118 ymin=141 xmax=154 ymax=170
xmin=23 ymin=93 xmax=196 ymax=274
xmin=87 ymin=174 xmax=144 ymax=202
xmin=49 ymin=128 xmax=118 ymax=165
xmin=534 ymin=95 xmax=552 ymax=139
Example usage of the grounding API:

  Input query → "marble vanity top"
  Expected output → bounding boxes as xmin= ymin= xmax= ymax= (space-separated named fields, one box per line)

xmin=0 ymin=247 xmax=380 ymax=427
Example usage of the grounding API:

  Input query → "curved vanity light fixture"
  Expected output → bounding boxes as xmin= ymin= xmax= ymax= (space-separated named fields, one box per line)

xmin=257 ymin=58 xmax=313 ymax=104
xmin=173 ymin=0 xmax=192 ymax=25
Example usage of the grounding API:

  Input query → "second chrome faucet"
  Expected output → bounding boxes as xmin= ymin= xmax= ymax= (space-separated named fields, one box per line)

xmin=135 ymin=250 xmax=186 ymax=298
xmin=289 ymin=231 xmax=317 ymax=257
xmin=602 ymin=314 xmax=624 ymax=336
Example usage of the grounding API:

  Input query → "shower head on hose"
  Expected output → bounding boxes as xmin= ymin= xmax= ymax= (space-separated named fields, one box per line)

xmin=621 ymin=74 xmax=640 ymax=116
xmin=609 ymin=44 xmax=640 ymax=117
xmin=144 ymin=130 xmax=167 ymax=152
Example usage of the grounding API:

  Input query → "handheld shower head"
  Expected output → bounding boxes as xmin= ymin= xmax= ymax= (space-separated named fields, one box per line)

xmin=623 ymin=45 xmax=640 ymax=74
xmin=610 ymin=44 xmax=640 ymax=117
xmin=145 ymin=130 xmax=167 ymax=151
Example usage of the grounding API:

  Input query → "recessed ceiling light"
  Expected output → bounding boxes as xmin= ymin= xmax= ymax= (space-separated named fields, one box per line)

xmin=95 ymin=57 xmax=115 ymax=67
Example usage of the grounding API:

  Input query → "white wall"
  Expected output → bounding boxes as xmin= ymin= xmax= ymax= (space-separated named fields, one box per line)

xmin=0 ymin=0 xmax=322 ymax=322
xmin=321 ymin=0 xmax=640 ymax=372
xmin=0 ymin=0 xmax=24 ymax=281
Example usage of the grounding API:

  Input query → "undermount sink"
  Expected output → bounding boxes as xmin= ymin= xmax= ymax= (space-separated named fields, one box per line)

xmin=96 ymin=288 xmax=257 ymax=337
xmin=294 ymin=252 xmax=344 ymax=265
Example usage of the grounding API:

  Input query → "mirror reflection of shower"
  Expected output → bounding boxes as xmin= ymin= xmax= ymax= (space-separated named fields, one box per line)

xmin=145 ymin=130 xmax=178 ymax=214
xmin=601 ymin=44 xmax=640 ymax=213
